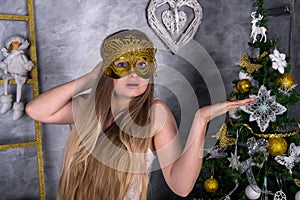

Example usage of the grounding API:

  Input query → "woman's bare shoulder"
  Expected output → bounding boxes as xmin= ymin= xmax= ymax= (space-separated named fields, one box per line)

xmin=153 ymin=98 xmax=169 ymax=109
xmin=152 ymin=98 xmax=177 ymax=134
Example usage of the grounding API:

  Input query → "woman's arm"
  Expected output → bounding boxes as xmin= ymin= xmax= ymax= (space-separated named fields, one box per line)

xmin=25 ymin=63 xmax=101 ymax=124
xmin=153 ymin=98 xmax=254 ymax=197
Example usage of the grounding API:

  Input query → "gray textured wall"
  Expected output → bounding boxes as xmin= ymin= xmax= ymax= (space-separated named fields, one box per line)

xmin=0 ymin=0 xmax=299 ymax=199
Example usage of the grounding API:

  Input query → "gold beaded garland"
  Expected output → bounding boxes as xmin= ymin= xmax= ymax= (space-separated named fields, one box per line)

xmin=268 ymin=137 xmax=288 ymax=156
xmin=236 ymin=79 xmax=252 ymax=94
xmin=204 ymin=176 xmax=219 ymax=193
xmin=276 ymin=73 xmax=295 ymax=90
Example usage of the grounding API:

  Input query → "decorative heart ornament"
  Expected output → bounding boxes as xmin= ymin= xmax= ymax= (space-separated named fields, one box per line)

xmin=162 ymin=10 xmax=187 ymax=34
xmin=147 ymin=0 xmax=203 ymax=53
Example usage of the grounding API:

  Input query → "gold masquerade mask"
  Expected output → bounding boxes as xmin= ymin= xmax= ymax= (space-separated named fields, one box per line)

xmin=100 ymin=30 xmax=157 ymax=79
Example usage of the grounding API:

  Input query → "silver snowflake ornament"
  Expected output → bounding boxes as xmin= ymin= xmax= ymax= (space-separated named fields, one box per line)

xmin=228 ymin=152 xmax=240 ymax=170
xmin=240 ymin=85 xmax=287 ymax=132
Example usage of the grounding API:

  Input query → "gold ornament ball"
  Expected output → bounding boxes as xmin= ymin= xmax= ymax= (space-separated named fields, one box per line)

xmin=276 ymin=73 xmax=295 ymax=90
xmin=236 ymin=79 xmax=252 ymax=93
xmin=268 ymin=137 xmax=288 ymax=156
xmin=204 ymin=177 xmax=219 ymax=193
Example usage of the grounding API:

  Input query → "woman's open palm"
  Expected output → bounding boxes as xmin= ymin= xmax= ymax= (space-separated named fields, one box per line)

xmin=197 ymin=98 xmax=255 ymax=123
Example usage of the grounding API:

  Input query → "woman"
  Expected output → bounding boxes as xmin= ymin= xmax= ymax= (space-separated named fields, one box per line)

xmin=26 ymin=29 xmax=254 ymax=200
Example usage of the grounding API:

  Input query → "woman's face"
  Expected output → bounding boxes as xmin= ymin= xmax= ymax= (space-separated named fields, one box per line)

xmin=113 ymin=63 xmax=150 ymax=98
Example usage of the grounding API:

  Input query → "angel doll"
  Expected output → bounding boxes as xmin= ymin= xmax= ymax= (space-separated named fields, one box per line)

xmin=0 ymin=35 xmax=34 ymax=120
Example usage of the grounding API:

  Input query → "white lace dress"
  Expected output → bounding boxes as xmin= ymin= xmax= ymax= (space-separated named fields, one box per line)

xmin=124 ymin=149 xmax=156 ymax=200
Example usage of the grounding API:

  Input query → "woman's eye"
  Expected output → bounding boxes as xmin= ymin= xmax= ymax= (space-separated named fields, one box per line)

xmin=114 ymin=61 xmax=128 ymax=68
xmin=136 ymin=61 xmax=148 ymax=69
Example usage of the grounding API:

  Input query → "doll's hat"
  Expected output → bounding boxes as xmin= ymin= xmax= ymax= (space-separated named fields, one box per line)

xmin=5 ymin=35 xmax=25 ymax=49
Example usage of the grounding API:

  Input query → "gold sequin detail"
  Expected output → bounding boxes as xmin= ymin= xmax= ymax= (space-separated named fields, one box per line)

xmin=294 ymin=179 xmax=300 ymax=188
xmin=101 ymin=30 xmax=156 ymax=70
xmin=212 ymin=123 xmax=236 ymax=149
xmin=242 ymin=124 xmax=300 ymax=138
xmin=236 ymin=53 xmax=263 ymax=74
xmin=255 ymin=51 xmax=269 ymax=61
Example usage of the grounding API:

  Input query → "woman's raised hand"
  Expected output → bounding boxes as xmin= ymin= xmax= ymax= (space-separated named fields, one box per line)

xmin=196 ymin=98 xmax=255 ymax=123
xmin=88 ymin=61 xmax=102 ymax=80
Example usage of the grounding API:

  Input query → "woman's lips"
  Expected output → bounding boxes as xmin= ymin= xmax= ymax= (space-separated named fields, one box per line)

xmin=126 ymin=83 xmax=139 ymax=89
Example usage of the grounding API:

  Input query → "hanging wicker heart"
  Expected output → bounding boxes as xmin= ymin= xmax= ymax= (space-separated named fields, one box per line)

xmin=162 ymin=10 xmax=187 ymax=34
xmin=147 ymin=0 xmax=203 ymax=53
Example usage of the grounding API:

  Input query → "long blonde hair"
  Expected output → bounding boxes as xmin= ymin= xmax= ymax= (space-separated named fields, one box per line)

xmin=57 ymin=73 xmax=155 ymax=199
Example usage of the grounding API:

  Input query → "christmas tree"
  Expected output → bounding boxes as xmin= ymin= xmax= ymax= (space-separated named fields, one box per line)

xmin=194 ymin=0 xmax=300 ymax=199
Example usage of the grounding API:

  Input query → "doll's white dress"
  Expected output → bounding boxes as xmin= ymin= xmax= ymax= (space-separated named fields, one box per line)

xmin=0 ymin=43 xmax=34 ymax=85
xmin=124 ymin=149 xmax=156 ymax=200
